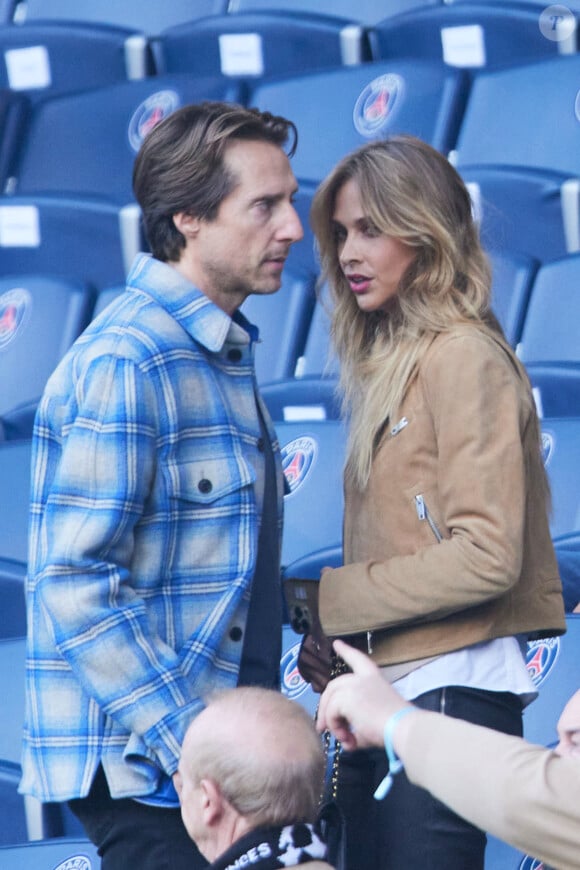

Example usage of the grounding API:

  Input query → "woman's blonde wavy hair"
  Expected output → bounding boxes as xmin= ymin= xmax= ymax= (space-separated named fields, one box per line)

xmin=310 ymin=135 xmax=541 ymax=491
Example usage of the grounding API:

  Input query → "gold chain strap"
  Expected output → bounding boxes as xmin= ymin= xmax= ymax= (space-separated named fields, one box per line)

xmin=318 ymin=651 xmax=349 ymax=802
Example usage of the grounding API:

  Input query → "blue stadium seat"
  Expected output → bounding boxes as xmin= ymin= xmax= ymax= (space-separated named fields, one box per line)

xmin=272 ymin=412 xmax=345 ymax=567
xmin=369 ymin=3 xmax=572 ymax=71
xmin=157 ymin=11 xmax=370 ymax=83
xmin=462 ymin=166 xmax=574 ymax=263
xmin=8 ymin=75 xmax=242 ymax=202
xmin=15 ymin=0 xmax=228 ymax=33
xmin=540 ymin=418 xmax=580 ymax=539
xmin=524 ymin=614 xmax=580 ymax=747
xmin=0 ymin=635 xmax=28 ymax=845
xmin=553 ymin=531 xmax=580 ymax=613
xmin=454 ymin=54 xmax=580 ymax=177
xmin=0 ymin=838 xmax=101 ymax=868
xmin=0 ymin=0 xmax=15 ymax=23
xmin=248 ymin=59 xmax=469 ymax=188
xmin=0 ymin=197 xmax=141 ymax=292
xmin=228 ymin=0 xmax=440 ymax=28
xmin=0 ymin=275 xmax=94 ymax=439
xmin=518 ymin=254 xmax=580 ymax=417
xmin=0 ymin=440 xmax=32 ymax=565
xmin=0 ymin=22 xmax=154 ymax=106
xmin=483 ymin=835 xmax=531 ymax=870
xmin=242 ymin=268 xmax=317 ymax=384
xmin=456 ymin=0 xmax=580 ymax=13
xmin=0 ymin=633 xmax=87 ymax=843
xmin=281 ymin=624 xmax=319 ymax=719
xmin=261 ymin=376 xmax=341 ymax=423
xmin=296 ymin=288 xmax=338 ymax=379
xmin=0 ymin=559 xmax=26 ymax=639
xmin=487 ymin=249 xmax=538 ymax=346
xmin=0 ymin=89 xmax=27 ymax=192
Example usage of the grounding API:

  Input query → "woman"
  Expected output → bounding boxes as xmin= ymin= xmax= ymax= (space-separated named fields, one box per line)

xmin=302 ymin=136 xmax=566 ymax=869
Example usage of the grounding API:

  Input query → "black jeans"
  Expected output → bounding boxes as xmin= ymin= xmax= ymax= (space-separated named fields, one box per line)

xmin=334 ymin=685 xmax=523 ymax=870
xmin=68 ymin=766 xmax=208 ymax=870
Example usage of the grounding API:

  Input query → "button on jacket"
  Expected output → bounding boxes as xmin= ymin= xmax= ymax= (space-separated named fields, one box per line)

xmin=20 ymin=253 xmax=284 ymax=802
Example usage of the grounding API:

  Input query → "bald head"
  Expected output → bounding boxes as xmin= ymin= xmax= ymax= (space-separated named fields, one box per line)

xmin=177 ymin=687 xmax=325 ymax=855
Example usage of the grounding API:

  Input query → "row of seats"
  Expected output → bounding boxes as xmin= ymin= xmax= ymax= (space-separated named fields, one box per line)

xmin=0 ymin=46 xmax=578 ymax=246
xmin=0 ymin=242 xmax=578 ymax=449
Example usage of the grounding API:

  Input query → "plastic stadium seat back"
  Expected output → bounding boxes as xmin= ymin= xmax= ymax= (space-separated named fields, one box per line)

xmin=228 ymin=0 xmax=440 ymax=28
xmin=0 ymin=838 xmax=101 ymax=867
xmin=454 ymin=54 xmax=580 ymax=177
xmin=540 ymin=418 xmax=580 ymax=539
xmin=455 ymin=0 xmax=580 ymax=13
xmin=524 ymin=613 xmax=580 ymax=747
xmin=297 ymin=293 xmax=339 ymax=379
xmin=242 ymin=268 xmax=317 ymax=384
xmin=16 ymin=0 xmax=228 ymax=34
xmin=274 ymin=412 xmax=346 ymax=567
xmin=248 ymin=59 xmax=469 ymax=186
xmin=553 ymin=531 xmax=580 ymax=613
xmin=0 ymin=88 xmax=27 ymax=192
xmin=0 ymin=559 xmax=26 ymax=639
xmin=518 ymin=254 xmax=580 ymax=417
xmin=519 ymin=254 xmax=580 ymax=365
xmin=280 ymin=623 xmax=318 ymax=718
xmin=0 ymin=197 xmax=141 ymax=291
xmin=488 ymin=249 xmax=538 ymax=346
xmin=158 ymin=11 xmax=370 ymax=82
xmin=483 ymin=834 xmax=532 ymax=869
xmin=0 ymin=22 xmax=154 ymax=104
xmin=0 ymin=439 xmax=31 ymax=565
xmin=0 ymin=275 xmax=93 ymax=426
xmin=261 ymin=376 xmax=341 ymax=423
xmin=10 ymin=75 xmax=242 ymax=202
xmin=0 ymin=0 xmax=15 ymax=23
xmin=462 ymin=166 xmax=573 ymax=264
xmin=369 ymin=3 xmax=572 ymax=71
xmin=0 ymin=763 xmax=27 ymax=846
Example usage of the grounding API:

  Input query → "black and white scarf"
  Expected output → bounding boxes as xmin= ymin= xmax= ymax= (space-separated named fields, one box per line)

xmin=209 ymin=822 xmax=328 ymax=869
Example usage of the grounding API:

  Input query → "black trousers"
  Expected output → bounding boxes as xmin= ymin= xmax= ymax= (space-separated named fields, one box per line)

xmin=334 ymin=685 xmax=523 ymax=870
xmin=68 ymin=766 xmax=208 ymax=870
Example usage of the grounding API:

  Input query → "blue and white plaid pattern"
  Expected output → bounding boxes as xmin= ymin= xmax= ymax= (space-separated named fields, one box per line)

xmin=20 ymin=254 xmax=283 ymax=802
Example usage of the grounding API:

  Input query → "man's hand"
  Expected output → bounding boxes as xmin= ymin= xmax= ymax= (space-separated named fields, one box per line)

xmin=316 ymin=640 xmax=415 ymax=751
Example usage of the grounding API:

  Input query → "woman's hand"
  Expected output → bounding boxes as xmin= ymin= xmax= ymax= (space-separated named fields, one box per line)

xmin=298 ymin=630 xmax=334 ymax=694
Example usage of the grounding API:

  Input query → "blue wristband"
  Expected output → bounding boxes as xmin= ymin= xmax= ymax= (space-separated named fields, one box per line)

xmin=373 ymin=706 xmax=416 ymax=801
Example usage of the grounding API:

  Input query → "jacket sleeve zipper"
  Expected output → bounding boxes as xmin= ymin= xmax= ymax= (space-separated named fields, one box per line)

xmin=415 ymin=494 xmax=443 ymax=543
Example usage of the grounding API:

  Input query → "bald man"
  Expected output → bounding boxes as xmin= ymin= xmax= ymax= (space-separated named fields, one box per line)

xmin=175 ymin=687 xmax=335 ymax=870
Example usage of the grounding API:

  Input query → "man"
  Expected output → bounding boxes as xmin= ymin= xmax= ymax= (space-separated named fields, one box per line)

xmin=175 ymin=686 xmax=334 ymax=870
xmin=19 ymin=101 xmax=303 ymax=869
xmin=318 ymin=640 xmax=580 ymax=870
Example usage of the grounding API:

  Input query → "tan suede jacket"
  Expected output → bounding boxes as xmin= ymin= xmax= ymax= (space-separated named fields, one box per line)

xmin=319 ymin=327 xmax=565 ymax=666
